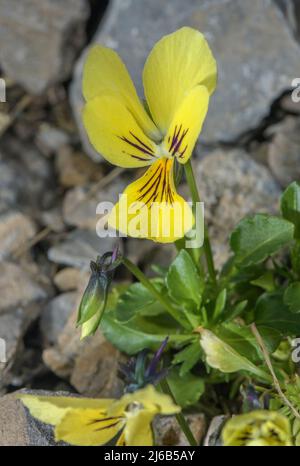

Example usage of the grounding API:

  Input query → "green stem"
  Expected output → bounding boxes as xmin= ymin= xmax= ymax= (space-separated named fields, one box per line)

xmin=160 ymin=378 xmax=198 ymax=446
xmin=251 ymin=323 xmax=300 ymax=420
xmin=122 ymin=257 xmax=191 ymax=330
xmin=184 ymin=159 xmax=217 ymax=285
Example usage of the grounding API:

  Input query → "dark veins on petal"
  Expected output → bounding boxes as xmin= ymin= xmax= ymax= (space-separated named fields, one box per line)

xmin=168 ymin=124 xmax=189 ymax=158
xmin=137 ymin=160 xmax=174 ymax=207
xmin=119 ymin=131 xmax=155 ymax=162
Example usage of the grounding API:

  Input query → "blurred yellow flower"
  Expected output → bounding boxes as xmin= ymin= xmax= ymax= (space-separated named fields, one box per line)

xmin=19 ymin=385 xmax=180 ymax=446
xmin=82 ymin=27 xmax=217 ymax=242
xmin=222 ymin=410 xmax=292 ymax=446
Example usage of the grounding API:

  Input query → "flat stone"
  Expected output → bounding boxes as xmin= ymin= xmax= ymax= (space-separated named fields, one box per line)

xmin=48 ymin=229 xmax=118 ymax=270
xmin=0 ymin=211 xmax=36 ymax=260
xmin=0 ymin=0 xmax=89 ymax=94
xmin=55 ymin=146 xmax=104 ymax=188
xmin=62 ymin=178 xmax=126 ymax=229
xmin=0 ymin=261 xmax=46 ymax=313
xmin=195 ymin=149 xmax=281 ymax=268
xmin=0 ymin=390 xmax=69 ymax=446
xmin=267 ymin=117 xmax=300 ymax=187
xmin=43 ymin=309 xmax=124 ymax=398
xmin=154 ymin=414 xmax=206 ymax=446
xmin=275 ymin=0 xmax=300 ymax=40
xmin=40 ymin=292 xmax=79 ymax=346
xmin=0 ymin=307 xmax=41 ymax=389
xmin=204 ymin=415 xmax=227 ymax=446
xmin=0 ymin=137 xmax=54 ymax=212
xmin=35 ymin=123 xmax=70 ymax=157
xmin=70 ymin=0 xmax=300 ymax=159
xmin=54 ymin=267 xmax=89 ymax=292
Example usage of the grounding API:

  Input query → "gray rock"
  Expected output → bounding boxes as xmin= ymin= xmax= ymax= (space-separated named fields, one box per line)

xmin=55 ymin=146 xmax=105 ymax=188
xmin=275 ymin=0 xmax=300 ymax=40
xmin=0 ymin=261 xmax=46 ymax=313
xmin=62 ymin=178 xmax=126 ymax=229
xmin=43 ymin=309 xmax=124 ymax=398
xmin=0 ymin=0 xmax=89 ymax=94
xmin=35 ymin=124 xmax=70 ymax=157
xmin=204 ymin=415 xmax=227 ymax=446
xmin=267 ymin=117 xmax=300 ymax=187
xmin=154 ymin=414 xmax=205 ymax=446
xmin=53 ymin=267 xmax=89 ymax=292
xmin=70 ymin=0 xmax=300 ymax=160
xmin=48 ymin=229 xmax=118 ymax=270
xmin=0 ymin=261 xmax=48 ymax=388
xmin=0 ymin=390 xmax=69 ymax=446
xmin=0 ymin=138 xmax=54 ymax=212
xmin=40 ymin=292 xmax=79 ymax=346
xmin=0 ymin=307 xmax=41 ymax=388
xmin=195 ymin=149 xmax=281 ymax=268
xmin=0 ymin=211 xmax=36 ymax=260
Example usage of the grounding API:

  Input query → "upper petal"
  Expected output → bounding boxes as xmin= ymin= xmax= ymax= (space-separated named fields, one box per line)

xmin=83 ymin=45 xmax=159 ymax=139
xmin=143 ymin=27 xmax=217 ymax=133
xmin=163 ymin=85 xmax=209 ymax=164
xmin=55 ymin=408 xmax=125 ymax=446
xmin=19 ymin=395 xmax=113 ymax=427
xmin=83 ymin=95 xmax=159 ymax=168
xmin=107 ymin=157 xmax=194 ymax=242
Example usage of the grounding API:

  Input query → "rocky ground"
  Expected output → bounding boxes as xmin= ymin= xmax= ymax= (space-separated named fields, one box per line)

xmin=0 ymin=0 xmax=299 ymax=445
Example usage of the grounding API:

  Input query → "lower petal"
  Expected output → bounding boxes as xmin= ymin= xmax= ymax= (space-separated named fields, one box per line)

xmin=108 ymin=158 xmax=194 ymax=243
xmin=124 ymin=410 xmax=155 ymax=446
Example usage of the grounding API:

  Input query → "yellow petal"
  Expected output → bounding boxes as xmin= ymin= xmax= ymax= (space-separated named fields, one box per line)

xmin=124 ymin=410 xmax=155 ymax=446
xmin=163 ymin=86 xmax=209 ymax=164
xmin=83 ymin=45 xmax=159 ymax=139
xmin=19 ymin=395 xmax=113 ymax=427
xmin=55 ymin=408 xmax=125 ymax=446
xmin=143 ymin=27 xmax=217 ymax=133
xmin=83 ymin=95 xmax=158 ymax=168
xmin=108 ymin=157 xmax=194 ymax=242
xmin=110 ymin=385 xmax=181 ymax=416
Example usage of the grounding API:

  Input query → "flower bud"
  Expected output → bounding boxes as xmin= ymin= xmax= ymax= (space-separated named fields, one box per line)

xmin=77 ymin=249 xmax=120 ymax=338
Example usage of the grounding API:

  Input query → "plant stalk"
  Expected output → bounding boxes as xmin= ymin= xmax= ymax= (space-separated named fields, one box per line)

xmin=122 ymin=257 xmax=191 ymax=330
xmin=184 ymin=159 xmax=217 ymax=285
xmin=160 ymin=378 xmax=198 ymax=446
xmin=250 ymin=323 xmax=300 ymax=420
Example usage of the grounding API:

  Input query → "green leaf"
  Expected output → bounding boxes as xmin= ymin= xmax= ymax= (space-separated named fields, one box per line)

xmin=230 ymin=214 xmax=294 ymax=268
xmin=172 ymin=342 xmax=202 ymax=376
xmin=166 ymin=250 xmax=203 ymax=310
xmin=284 ymin=282 xmax=300 ymax=313
xmin=115 ymin=281 xmax=164 ymax=322
xmin=212 ymin=289 xmax=227 ymax=321
xmin=223 ymin=300 xmax=248 ymax=323
xmin=251 ymin=271 xmax=275 ymax=292
xmin=199 ymin=328 xmax=270 ymax=380
xmin=255 ymin=291 xmax=300 ymax=335
xmin=281 ymin=182 xmax=300 ymax=239
xmin=216 ymin=322 xmax=281 ymax=359
xmin=167 ymin=367 xmax=205 ymax=408
xmin=102 ymin=311 xmax=194 ymax=355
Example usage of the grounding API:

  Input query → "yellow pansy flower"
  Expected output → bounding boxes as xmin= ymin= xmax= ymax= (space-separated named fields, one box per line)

xmin=19 ymin=385 xmax=180 ymax=446
xmin=222 ymin=410 xmax=292 ymax=446
xmin=82 ymin=27 xmax=217 ymax=243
